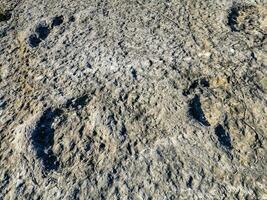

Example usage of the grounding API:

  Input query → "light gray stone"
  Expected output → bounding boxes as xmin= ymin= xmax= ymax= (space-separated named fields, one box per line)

xmin=0 ymin=0 xmax=266 ymax=199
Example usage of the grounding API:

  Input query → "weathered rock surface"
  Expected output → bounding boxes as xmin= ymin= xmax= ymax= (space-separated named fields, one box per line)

xmin=0 ymin=0 xmax=266 ymax=199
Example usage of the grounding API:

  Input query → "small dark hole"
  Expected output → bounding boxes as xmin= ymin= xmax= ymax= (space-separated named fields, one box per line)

xmin=215 ymin=124 xmax=233 ymax=150
xmin=200 ymin=78 xmax=209 ymax=87
xmin=52 ymin=15 xmax=64 ymax=27
xmin=107 ymin=173 xmax=114 ymax=187
xmin=119 ymin=123 xmax=127 ymax=142
xmin=28 ymin=34 xmax=41 ymax=48
xmin=99 ymin=143 xmax=105 ymax=151
xmin=35 ymin=23 xmax=50 ymax=40
xmin=0 ymin=99 xmax=6 ymax=108
xmin=186 ymin=176 xmax=193 ymax=188
xmin=84 ymin=142 xmax=91 ymax=152
xmin=0 ymin=11 xmax=11 ymax=22
xmin=166 ymin=165 xmax=172 ymax=180
xmin=130 ymin=68 xmax=137 ymax=80
xmin=69 ymin=16 xmax=75 ymax=22
xmin=93 ymin=130 xmax=97 ymax=136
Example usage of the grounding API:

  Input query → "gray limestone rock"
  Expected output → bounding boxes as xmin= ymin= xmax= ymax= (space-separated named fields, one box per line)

xmin=0 ymin=0 xmax=266 ymax=199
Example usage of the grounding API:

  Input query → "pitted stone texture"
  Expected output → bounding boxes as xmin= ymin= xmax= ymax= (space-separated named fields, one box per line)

xmin=0 ymin=0 xmax=266 ymax=199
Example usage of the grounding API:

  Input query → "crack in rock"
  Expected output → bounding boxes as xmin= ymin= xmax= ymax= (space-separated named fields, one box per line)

xmin=188 ymin=95 xmax=210 ymax=126
xmin=214 ymin=124 xmax=233 ymax=150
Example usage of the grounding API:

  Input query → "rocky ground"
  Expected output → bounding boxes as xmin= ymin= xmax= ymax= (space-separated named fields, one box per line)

xmin=0 ymin=0 xmax=266 ymax=199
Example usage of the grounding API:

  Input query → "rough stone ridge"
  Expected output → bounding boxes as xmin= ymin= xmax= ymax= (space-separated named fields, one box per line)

xmin=0 ymin=0 xmax=266 ymax=199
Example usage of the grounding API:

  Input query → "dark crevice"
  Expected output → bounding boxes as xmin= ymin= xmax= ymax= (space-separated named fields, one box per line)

xmin=84 ymin=137 xmax=92 ymax=152
xmin=114 ymin=187 xmax=120 ymax=199
xmin=0 ymin=98 xmax=6 ymax=108
xmin=32 ymin=108 xmax=63 ymax=171
xmin=107 ymin=173 xmax=114 ymax=187
xmin=186 ymin=176 xmax=193 ymax=188
xmin=227 ymin=4 xmax=258 ymax=33
xmin=130 ymin=68 xmax=137 ymax=80
xmin=107 ymin=113 xmax=116 ymax=132
xmin=0 ymin=172 xmax=10 ymax=192
xmin=188 ymin=95 xmax=210 ymax=126
xmin=66 ymin=95 xmax=89 ymax=109
xmin=0 ymin=10 xmax=11 ymax=22
xmin=228 ymin=6 xmax=240 ymax=32
xmin=127 ymin=143 xmax=132 ymax=155
xmin=166 ymin=165 xmax=172 ymax=180
xmin=119 ymin=123 xmax=127 ymax=143
xmin=215 ymin=124 xmax=232 ymax=150
xmin=69 ymin=16 xmax=75 ymax=22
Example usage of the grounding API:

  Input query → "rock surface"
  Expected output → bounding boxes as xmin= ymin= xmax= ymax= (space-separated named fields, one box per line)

xmin=0 ymin=0 xmax=266 ymax=199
